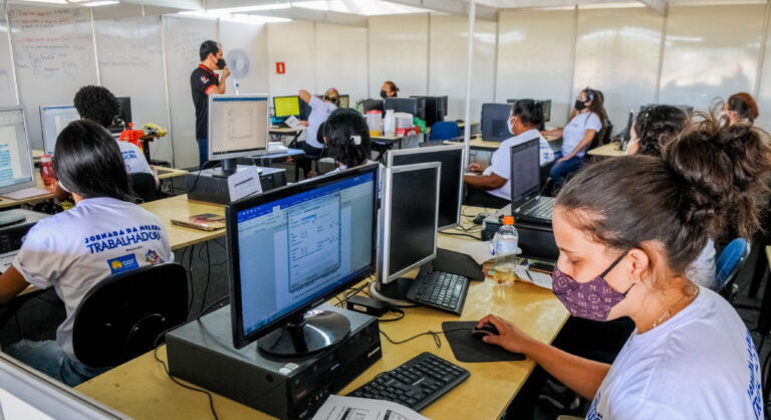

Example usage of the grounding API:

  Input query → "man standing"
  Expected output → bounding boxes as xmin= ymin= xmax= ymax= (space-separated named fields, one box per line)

xmin=190 ymin=40 xmax=229 ymax=167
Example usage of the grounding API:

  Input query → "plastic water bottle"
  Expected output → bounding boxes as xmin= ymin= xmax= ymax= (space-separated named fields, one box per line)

xmin=493 ymin=216 xmax=519 ymax=285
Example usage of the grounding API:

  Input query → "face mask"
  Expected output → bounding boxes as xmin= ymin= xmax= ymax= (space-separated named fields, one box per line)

xmin=574 ymin=100 xmax=587 ymax=111
xmin=551 ymin=252 xmax=631 ymax=321
xmin=216 ymin=58 xmax=226 ymax=70
xmin=379 ymin=89 xmax=388 ymax=99
xmin=507 ymin=116 xmax=516 ymax=135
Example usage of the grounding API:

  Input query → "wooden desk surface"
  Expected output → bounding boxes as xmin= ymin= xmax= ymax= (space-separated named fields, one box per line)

xmin=0 ymin=174 xmax=55 ymax=209
xmin=155 ymin=167 xmax=189 ymax=180
xmin=587 ymin=142 xmax=624 ymax=157
xmin=139 ymin=195 xmax=224 ymax=251
xmin=76 ymin=205 xmax=568 ymax=420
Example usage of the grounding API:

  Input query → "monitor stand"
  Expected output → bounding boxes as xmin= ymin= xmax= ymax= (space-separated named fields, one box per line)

xmin=369 ymin=263 xmax=432 ymax=308
xmin=258 ymin=309 xmax=351 ymax=357
xmin=211 ymin=158 xmax=237 ymax=178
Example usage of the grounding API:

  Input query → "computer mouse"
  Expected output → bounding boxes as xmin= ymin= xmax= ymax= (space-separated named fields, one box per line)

xmin=471 ymin=323 xmax=499 ymax=339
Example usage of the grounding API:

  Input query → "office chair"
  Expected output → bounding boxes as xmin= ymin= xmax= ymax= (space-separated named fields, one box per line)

xmin=130 ymin=172 xmax=158 ymax=203
xmin=71 ymin=262 xmax=188 ymax=368
xmin=716 ymin=238 xmax=750 ymax=302
xmin=428 ymin=121 xmax=460 ymax=142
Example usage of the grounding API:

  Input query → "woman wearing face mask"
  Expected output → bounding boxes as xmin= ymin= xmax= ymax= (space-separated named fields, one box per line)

xmin=479 ymin=117 xmax=769 ymax=419
xmin=723 ymin=92 xmax=759 ymax=126
xmin=542 ymin=88 xmax=606 ymax=187
xmin=380 ymin=81 xmax=399 ymax=99
xmin=464 ymin=100 xmax=555 ymax=208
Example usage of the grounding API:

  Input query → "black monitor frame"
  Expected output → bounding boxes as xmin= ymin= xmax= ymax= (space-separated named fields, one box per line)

xmin=272 ymin=95 xmax=302 ymax=119
xmin=481 ymin=103 xmax=512 ymax=142
xmin=116 ymin=97 xmax=132 ymax=125
xmin=226 ymin=164 xmax=379 ymax=350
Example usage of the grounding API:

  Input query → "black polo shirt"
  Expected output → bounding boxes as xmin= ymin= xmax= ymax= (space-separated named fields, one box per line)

xmin=190 ymin=64 xmax=219 ymax=140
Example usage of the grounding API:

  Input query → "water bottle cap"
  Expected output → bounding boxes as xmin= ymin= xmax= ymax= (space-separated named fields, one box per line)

xmin=503 ymin=216 xmax=515 ymax=225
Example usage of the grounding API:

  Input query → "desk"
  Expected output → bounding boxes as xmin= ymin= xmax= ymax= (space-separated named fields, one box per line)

xmin=156 ymin=167 xmax=189 ymax=180
xmin=139 ymin=194 xmax=224 ymax=251
xmin=0 ymin=174 xmax=55 ymax=210
xmin=269 ymin=127 xmax=306 ymax=148
xmin=76 ymin=206 xmax=569 ymax=420
xmin=587 ymin=142 xmax=624 ymax=158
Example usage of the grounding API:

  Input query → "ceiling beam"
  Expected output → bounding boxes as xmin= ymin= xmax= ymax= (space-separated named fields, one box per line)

xmin=638 ymin=0 xmax=667 ymax=15
xmin=120 ymin=0 xmax=203 ymax=10
xmin=385 ymin=0 xmax=498 ymax=21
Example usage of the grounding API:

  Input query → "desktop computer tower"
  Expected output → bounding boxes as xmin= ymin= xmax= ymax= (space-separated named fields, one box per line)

xmin=186 ymin=165 xmax=286 ymax=204
xmin=166 ymin=304 xmax=382 ymax=420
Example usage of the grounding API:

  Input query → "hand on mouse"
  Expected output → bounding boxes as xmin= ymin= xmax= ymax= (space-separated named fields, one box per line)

xmin=477 ymin=314 xmax=536 ymax=355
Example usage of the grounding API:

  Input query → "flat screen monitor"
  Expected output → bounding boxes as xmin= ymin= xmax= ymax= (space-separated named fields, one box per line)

xmin=116 ymin=97 xmax=132 ymax=125
xmin=506 ymin=99 xmax=551 ymax=123
xmin=509 ymin=138 xmax=541 ymax=206
xmin=39 ymin=104 xmax=79 ymax=154
xmin=0 ymin=352 xmax=126 ymax=419
xmin=338 ymin=94 xmax=350 ymax=108
xmin=362 ymin=99 xmax=384 ymax=113
xmin=384 ymin=98 xmax=425 ymax=121
xmin=227 ymin=164 xmax=379 ymax=354
xmin=481 ymin=103 xmax=511 ymax=142
xmin=208 ymin=94 xmax=269 ymax=175
xmin=379 ymin=162 xmax=440 ymax=285
xmin=387 ymin=144 xmax=463 ymax=230
xmin=0 ymin=107 xmax=36 ymax=195
xmin=410 ymin=96 xmax=447 ymax=126
xmin=273 ymin=95 xmax=301 ymax=118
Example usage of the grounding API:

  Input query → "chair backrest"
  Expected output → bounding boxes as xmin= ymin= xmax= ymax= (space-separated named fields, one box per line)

xmin=429 ymin=121 xmax=461 ymax=141
xmin=72 ymin=262 xmax=188 ymax=367
xmin=590 ymin=121 xmax=613 ymax=150
xmin=130 ymin=172 xmax=158 ymax=203
xmin=716 ymin=238 xmax=751 ymax=292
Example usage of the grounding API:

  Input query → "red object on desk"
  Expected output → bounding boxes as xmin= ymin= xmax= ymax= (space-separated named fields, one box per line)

xmin=120 ymin=123 xmax=145 ymax=152
xmin=40 ymin=154 xmax=56 ymax=187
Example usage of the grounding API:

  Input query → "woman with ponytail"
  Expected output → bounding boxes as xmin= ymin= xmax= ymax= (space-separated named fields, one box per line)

xmin=478 ymin=116 xmax=770 ymax=419
xmin=323 ymin=108 xmax=373 ymax=172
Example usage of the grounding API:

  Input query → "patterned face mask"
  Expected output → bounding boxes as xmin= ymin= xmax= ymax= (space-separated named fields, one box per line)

xmin=551 ymin=252 xmax=633 ymax=321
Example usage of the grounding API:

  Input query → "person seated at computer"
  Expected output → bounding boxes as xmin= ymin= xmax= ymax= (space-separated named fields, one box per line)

xmin=723 ymin=92 xmax=759 ymax=126
xmin=380 ymin=81 xmax=399 ymax=99
xmin=297 ymin=88 xmax=339 ymax=178
xmin=464 ymin=100 xmax=555 ymax=208
xmin=323 ymin=108 xmax=374 ymax=174
xmin=478 ymin=117 xmax=770 ymax=419
xmin=73 ymin=85 xmax=159 ymax=189
xmin=0 ymin=120 xmax=173 ymax=387
xmin=542 ymin=88 xmax=606 ymax=187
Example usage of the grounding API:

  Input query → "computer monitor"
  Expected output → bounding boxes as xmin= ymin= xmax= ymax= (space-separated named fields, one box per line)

xmin=509 ymin=138 xmax=541 ymax=206
xmin=0 ymin=352 xmax=125 ymax=419
xmin=0 ymin=107 xmax=36 ymax=195
xmin=226 ymin=164 xmax=379 ymax=355
xmin=410 ymin=96 xmax=447 ymax=126
xmin=273 ymin=95 xmax=301 ymax=118
xmin=376 ymin=162 xmax=440 ymax=300
xmin=506 ymin=99 xmax=551 ymax=123
xmin=338 ymin=94 xmax=350 ymax=108
xmin=384 ymin=98 xmax=425 ymax=121
xmin=387 ymin=144 xmax=463 ymax=230
xmin=208 ymin=94 xmax=269 ymax=176
xmin=39 ymin=104 xmax=80 ymax=154
xmin=481 ymin=103 xmax=512 ymax=142
xmin=116 ymin=97 xmax=132 ymax=125
xmin=362 ymin=99 xmax=384 ymax=113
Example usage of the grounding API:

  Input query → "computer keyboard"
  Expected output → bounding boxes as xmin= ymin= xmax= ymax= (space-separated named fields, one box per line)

xmin=522 ymin=197 xmax=554 ymax=219
xmin=406 ymin=270 xmax=469 ymax=315
xmin=348 ymin=352 xmax=470 ymax=411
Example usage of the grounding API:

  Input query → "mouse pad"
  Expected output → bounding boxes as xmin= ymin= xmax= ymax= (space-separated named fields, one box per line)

xmin=442 ymin=321 xmax=525 ymax=363
xmin=434 ymin=248 xmax=485 ymax=281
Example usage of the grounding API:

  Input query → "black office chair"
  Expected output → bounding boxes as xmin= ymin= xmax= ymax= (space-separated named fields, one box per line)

xmin=71 ymin=262 xmax=188 ymax=368
xmin=130 ymin=172 xmax=158 ymax=203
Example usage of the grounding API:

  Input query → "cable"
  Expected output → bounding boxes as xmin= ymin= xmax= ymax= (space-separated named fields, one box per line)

xmin=152 ymin=346 xmax=219 ymax=420
xmin=186 ymin=244 xmax=196 ymax=314
xmin=199 ymin=295 xmax=229 ymax=316
xmin=200 ymin=242 xmax=213 ymax=314
xmin=438 ymin=231 xmax=481 ymax=241
xmin=378 ymin=306 xmax=405 ymax=323
xmin=379 ymin=327 xmax=471 ymax=349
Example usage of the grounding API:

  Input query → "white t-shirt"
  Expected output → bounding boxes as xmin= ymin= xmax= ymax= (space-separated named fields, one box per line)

xmin=110 ymin=132 xmax=153 ymax=176
xmin=561 ymin=112 xmax=602 ymax=157
xmin=483 ymin=128 xmax=555 ymax=200
xmin=587 ymin=287 xmax=763 ymax=420
xmin=687 ymin=239 xmax=717 ymax=290
xmin=305 ymin=96 xmax=337 ymax=150
xmin=12 ymin=197 xmax=173 ymax=362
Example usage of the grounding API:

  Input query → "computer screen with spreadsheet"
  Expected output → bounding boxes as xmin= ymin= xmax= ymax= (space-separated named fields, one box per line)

xmin=0 ymin=108 xmax=36 ymax=195
xmin=227 ymin=164 xmax=378 ymax=349
xmin=40 ymin=105 xmax=80 ymax=155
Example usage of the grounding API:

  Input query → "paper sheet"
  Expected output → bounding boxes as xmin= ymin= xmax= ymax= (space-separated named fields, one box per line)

xmin=436 ymin=235 xmax=494 ymax=265
xmin=514 ymin=264 xmax=553 ymax=290
xmin=312 ymin=395 xmax=429 ymax=420
xmin=285 ymin=115 xmax=302 ymax=129
xmin=227 ymin=166 xmax=262 ymax=201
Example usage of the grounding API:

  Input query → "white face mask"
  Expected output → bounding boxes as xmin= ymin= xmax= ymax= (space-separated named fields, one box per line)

xmin=507 ymin=116 xmax=516 ymax=135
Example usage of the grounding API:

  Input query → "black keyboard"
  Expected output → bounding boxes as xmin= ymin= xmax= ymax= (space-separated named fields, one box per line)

xmin=406 ymin=270 xmax=469 ymax=315
xmin=348 ymin=352 xmax=470 ymax=411
xmin=521 ymin=197 xmax=555 ymax=219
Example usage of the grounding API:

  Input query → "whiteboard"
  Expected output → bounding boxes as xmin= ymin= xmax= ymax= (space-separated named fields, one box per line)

xmin=162 ymin=15 xmax=217 ymax=168
xmin=8 ymin=5 xmax=99 ymax=150
xmin=0 ymin=3 xmax=18 ymax=107
xmin=94 ymin=15 xmax=172 ymax=164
